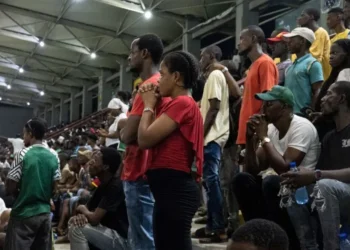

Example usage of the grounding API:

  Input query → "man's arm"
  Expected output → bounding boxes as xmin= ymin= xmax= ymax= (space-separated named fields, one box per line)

xmin=203 ymin=99 xmax=220 ymax=137
xmin=311 ymin=82 xmax=323 ymax=110
xmin=310 ymin=61 xmax=324 ymax=109
xmin=120 ymin=116 xmax=141 ymax=144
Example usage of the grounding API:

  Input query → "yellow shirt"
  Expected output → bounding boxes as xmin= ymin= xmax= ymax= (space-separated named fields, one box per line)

xmin=310 ymin=27 xmax=331 ymax=80
xmin=200 ymin=70 xmax=229 ymax=148
xmin=330 ymin=29 xmax=350 ymax=44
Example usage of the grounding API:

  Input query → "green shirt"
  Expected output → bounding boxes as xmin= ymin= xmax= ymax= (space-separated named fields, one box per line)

xmin=8 ymin=144 xmax=61 ymax=219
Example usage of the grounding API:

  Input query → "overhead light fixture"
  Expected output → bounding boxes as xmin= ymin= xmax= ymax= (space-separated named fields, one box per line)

xmin=39 ymin=41 xmax=45 ymax=47
xmin=90 ymin=52 xmax=96 ymax=59
xmin=27 ymin=102 xmax=30 ymax=106
xmin=19 ymin=68 xmax=24 ymax=73
xmin=7 ymin=84 xmax=11 ymax=90
xmin=0 ymin=97 xmax=2 ymax=101
xmin=144 ymin=10 xmax=152 ymax=19
xmin=40 ymin=91 xmax=45 ymax=96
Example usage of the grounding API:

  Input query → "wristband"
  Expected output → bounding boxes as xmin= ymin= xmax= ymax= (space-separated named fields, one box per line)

xmin=143 ymin=107 xmax=154 ymax=114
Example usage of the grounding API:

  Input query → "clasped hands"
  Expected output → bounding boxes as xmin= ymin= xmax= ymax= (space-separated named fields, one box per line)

xmin=138 ymin=83 xmax=160 ymax=109
xmin=246 ymin=114 xmax=268 ymax=140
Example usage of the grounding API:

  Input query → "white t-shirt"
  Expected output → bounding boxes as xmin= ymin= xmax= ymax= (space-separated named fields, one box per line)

xmin=8 ymin=138 xmax=24 ymax=154
xmin=337 ymin=69 xmax=350 ymax=81
xmin=106 ymin=113 xmax=127 ymax=147
xmin=268 ymin=115 xmax=320 ymax=170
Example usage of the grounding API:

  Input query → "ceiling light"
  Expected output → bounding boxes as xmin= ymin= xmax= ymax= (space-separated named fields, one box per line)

xmin=19 ymin=68 xmax=24 ymax=73
xmin=7 ymin=84 xmax=11 ymax=90
xmin=27 ymin=102 xmax=30 ymax=106
xmin=0 ymin=97 xmax=2 ymax=101
xmin=90 ymin=52 xmax=96 ymax=59
xmin=40 ymin=91 xmax=45 ymax=96
xmin=144 ymin=10 xmax=152 ymax=19
xmin=39 ymin=41 xmax=45 ymax=47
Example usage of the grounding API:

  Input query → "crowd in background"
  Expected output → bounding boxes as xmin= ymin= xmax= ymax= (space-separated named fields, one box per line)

xmin=0 ymin=1 xmax=350 ymax=250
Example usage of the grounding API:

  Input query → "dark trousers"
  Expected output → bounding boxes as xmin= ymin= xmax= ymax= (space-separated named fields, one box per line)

xmin=147 ymin=169 xmax=200 ymax=250
xmin=5 ymin=213 xmax=51 ymax=250
xmin=232 ymin=172 xmax=300 ymax=250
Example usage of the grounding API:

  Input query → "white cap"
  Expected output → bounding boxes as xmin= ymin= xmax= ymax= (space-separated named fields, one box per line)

xmin=107 ymin=98 xmax=129 ymax=113
xmin=283 ymin=27 xmax=315 ymax=44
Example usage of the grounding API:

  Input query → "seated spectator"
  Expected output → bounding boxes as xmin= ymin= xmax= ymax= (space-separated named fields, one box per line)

xmin=267 ymin=31 xmax=292 ymax=85
xmin=227 ymin=219 xmax=289 ymax=250
xmin=57 ymin=152 xmax=75 ymax=192
xmin=68 ymin=148 xmax=129 ymax=250
xmin=313 ymin=39 xmax=350 ymax=140
xmin=283 ymin=27 xmax=324 ymax=114
xmin=282 ymin=81 xmax=350 ymax=250
xmin=87 ymin=133 xmax=100 ymax=151
xmin=232 ymin=86 xmax=320 ymax=249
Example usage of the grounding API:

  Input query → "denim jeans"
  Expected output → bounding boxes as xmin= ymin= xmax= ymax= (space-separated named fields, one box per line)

xmin=123 ymin=179 xmax=155 ymax=250
xmin=315 ymin=179 xmax=350 ymax=250
xmin=203 ymin=141 xmax=225 ymax=233
xmin=69 ymin=223 xmax=129 ymax=250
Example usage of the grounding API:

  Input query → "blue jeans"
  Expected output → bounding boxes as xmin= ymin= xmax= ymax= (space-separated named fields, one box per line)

xmin=123 ymin=179 xmax=155 ymax=250
xmin=203 ymin=141 xmax=225 ymax=233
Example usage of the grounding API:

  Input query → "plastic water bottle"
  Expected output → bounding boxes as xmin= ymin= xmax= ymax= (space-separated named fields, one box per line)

xmin=289 ymin=162 xmax=309 ymax=205
xmin=340 ymin=233 xmax=350 ymax=249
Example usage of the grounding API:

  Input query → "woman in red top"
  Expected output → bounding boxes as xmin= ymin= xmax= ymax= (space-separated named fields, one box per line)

xmin=137 ymin=51 xmax=204 ymax=250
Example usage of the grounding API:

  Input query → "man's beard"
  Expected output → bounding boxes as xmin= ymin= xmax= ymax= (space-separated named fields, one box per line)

xmin=238 ymin=46 xmax=252 ymax=56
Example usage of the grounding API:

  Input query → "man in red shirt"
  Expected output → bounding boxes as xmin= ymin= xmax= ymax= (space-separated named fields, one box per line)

xmin=119 ymin=34 xmax=166 ymax=250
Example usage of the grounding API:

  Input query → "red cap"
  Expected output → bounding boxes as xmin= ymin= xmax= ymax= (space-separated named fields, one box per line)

xmin=267 ymin=31 xmax=289 ymax=43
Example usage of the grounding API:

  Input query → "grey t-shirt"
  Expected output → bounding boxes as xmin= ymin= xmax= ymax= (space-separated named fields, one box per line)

xmin=277 ymin=59 xmax=292 ymax=86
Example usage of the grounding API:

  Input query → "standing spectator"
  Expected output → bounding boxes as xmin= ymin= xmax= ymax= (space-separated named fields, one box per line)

xmin=284 ymin=28 xmax=324 ymax=114
xmin=282 ymin=81 xmax=350 ymax=250
xmin=0 ymin=135 xmax=24 ymax=154
xmin=5 ymin=118 xmax=61 ymax=250
xmin=69 ymin=148 xmax=129 ymax=250
xmin=98 ymin=98 xmax=127 ymax=149
xmin=236 ymin=25 xmax=278 ymax=145
xmin=345 ymin=0 xmax=350 ymax=28
xmin=267 ymin=31 xmax=292 ymax=85
xmin=298 ymin=8 xmax=331 ymax=80
xmin=120 ymin=34 xmax=169 ymax=250
xmin=137 ymin=51 xmax=203 ymax=250
xmin=327 ymin=7 xmax=350 ymax=44
xmin=192 ymin=45 xmax=230 ymax=243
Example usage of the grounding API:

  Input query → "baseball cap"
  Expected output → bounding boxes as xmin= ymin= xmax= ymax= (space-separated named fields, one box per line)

xmin=283 ymin=27 xmax=315 ymax=44
xmin=107 ymin=98 xmax=128 ymax=113
xmin=255 ymin=85 xmax=295 ymax=107
xmin=267 ymin=31 xmax=289 ymax=43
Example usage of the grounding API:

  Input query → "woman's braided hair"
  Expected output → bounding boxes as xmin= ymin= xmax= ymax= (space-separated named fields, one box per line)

xmin=163 ymin=51 xmax=199 ymax=89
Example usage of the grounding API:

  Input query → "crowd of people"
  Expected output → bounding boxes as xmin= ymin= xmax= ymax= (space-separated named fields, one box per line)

xmin=0 ymin=2 xmax=350 ymax=250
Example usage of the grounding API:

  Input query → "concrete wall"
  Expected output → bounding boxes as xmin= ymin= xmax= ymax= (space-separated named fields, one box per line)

xmin=0 ymin=103 xmax=33 ymax=137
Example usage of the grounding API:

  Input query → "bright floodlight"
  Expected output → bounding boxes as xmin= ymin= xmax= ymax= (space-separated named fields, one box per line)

xmin=19 ymin=68 xmax=24 ymax=73
xmin=39 ymin=41 xmax=45 ymax=47
xmin=144 ymin=10 xmax=152 ymax=19
xmin=0 ymin=97 xmax=2 ymax=101
xmin=90 ymin=52 xmax=96 ymax=59
xmin=27 ymin=102 xmax=30 ymax=106
xmin=7 ymin=84 xmax=11 ymax=90
xmin=40 ymin=91 xmax=45 ymax=96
